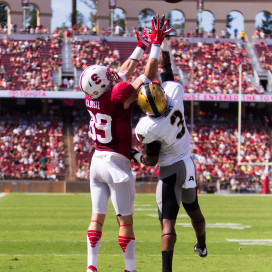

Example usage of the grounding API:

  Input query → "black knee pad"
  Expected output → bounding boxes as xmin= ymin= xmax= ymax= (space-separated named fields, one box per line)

xmin=182 ymin=193 xmax=199 ymax=212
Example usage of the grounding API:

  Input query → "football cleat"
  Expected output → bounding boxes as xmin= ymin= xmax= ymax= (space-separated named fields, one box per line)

xmin=124 ymin=270 xmax=137 ymax=272
xmin=194 ymin=243 xmax=208 ymax=257
xmin=87 ymin=265 xmax=97 ymax=272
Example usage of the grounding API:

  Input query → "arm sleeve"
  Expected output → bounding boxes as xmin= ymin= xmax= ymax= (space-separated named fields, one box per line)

xmin=160 ymin=71 xmax=174 ymax=82
xmin=146 ymin=141 xmax=161 ymax=156
xmin=110 ymin=82 xmax=134 ymax=103
xmin=160 ymin=51 xmax=174 ymax=82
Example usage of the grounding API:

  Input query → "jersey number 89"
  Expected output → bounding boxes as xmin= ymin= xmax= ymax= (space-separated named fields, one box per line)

xmin=88 ymin=110 xmax=112 ymax=144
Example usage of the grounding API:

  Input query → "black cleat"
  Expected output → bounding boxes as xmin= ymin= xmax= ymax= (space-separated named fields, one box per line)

xmin=194 ymin=243 xmax=208 ymax=257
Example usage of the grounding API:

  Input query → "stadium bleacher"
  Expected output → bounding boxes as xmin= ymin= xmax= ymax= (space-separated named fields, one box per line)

xmin=0 ymin=32 xmax=271 ymax=193
xmin=254 ymin=40 xmax=272 ymax=72
xmin=170 ymin=38 xmax=265 ymax=94
xmin=0 ymin=118 xmax=65 ymax=180
xmin=0 ymin=36 xmax=62 ymax=91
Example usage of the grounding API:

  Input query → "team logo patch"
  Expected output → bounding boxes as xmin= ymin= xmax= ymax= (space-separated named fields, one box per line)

xmin=137 ymin=134 xmax=145 ymax=142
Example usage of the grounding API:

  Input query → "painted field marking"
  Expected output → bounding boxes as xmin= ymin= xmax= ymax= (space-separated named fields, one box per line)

xmin=227 ymin=239 xmax=272 ymax=246
xmin=134 ymin=204 xmax=152 ymax=207
xmin=23 ymin=193 xmax=76 ymax=195
xmin=177 ymin=223 xmax=252 ymax=229
xmin=0 ymin=193 xmax=6 ymax=198
xmin=221 ymin=194 xmax=272 ymax=197
xmin=0 ymin=253 xmax=259 ymax=257
xmin=148 ymin=214 xmax=188 ymax=218
xmin=134 ymin=208 xmax=157 ymax=211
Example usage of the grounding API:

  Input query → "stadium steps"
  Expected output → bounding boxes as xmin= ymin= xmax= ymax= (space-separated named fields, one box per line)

xmin=61 ymin=39 xmax=74 ymax=73
xmin=245 ymin=42 xmax=264 ymax=73
xmin=61 ymin=39 xmax=75 ymax=86
xmin=245 ymin=41 xmax=269 ymax=91
xmin=52 ymin=69 xmax=61 ymax=86
xmin=63 ymin=122 xmax=77 ymax=181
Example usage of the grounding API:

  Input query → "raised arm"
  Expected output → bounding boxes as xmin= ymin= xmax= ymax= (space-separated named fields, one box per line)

xmin=131 ymin=15 xmax=172 ymax=90
xmin=160 ymin=39 xmax=175 ymax=82
xmin=124 ymin=16 xmax=172 ymax=108
xmin=118 ymin=28 xmax=151 ymax=81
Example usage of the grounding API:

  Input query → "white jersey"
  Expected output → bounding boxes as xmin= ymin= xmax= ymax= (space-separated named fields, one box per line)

xmin=135 ymin=81 xmax=192 ymax=167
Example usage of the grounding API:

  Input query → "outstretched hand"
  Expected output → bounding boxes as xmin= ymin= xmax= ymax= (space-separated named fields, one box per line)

xmin=135 ymin=27 xmax=151 ymax=50
xmin=153 ymin=14 xmax=168 ymax=30
xmin=149 ymin=14 xmax=172 ymax=45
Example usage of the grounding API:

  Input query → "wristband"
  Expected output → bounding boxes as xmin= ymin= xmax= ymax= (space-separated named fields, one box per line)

xmin=139 ymin=74 xmax=152 ymax=84
xmin=149 ymin=44 xmax=161 ymax=61
xmin=118 ymin=72 xmax=126 ymax=82
xmin=134 ymin=152 xmax=143 ymax=163
xmin=161 ymin=40 xmax=170 ymax=52
xmin=129 ymin=47 xmax=144 ymax=61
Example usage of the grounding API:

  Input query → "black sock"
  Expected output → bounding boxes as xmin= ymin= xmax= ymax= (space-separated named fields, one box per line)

xmin=197 ymin=233 xmax=206 ymax=249
xmin=162 ymin=250 xmax=173 ymax=272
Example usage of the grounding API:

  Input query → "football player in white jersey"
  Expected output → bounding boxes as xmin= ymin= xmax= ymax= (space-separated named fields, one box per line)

xmin=131 ymin=36 xmax=207 ymax=272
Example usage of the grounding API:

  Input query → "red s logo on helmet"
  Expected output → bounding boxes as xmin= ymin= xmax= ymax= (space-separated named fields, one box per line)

xmin=91 ymin=74 xmax=102 ymax=85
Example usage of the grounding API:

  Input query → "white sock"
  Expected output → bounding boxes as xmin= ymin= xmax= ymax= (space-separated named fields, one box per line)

xmin=119 ymin=236 xmax=136 ymax=271
xmin=87 ymin=230 xmax=102 ymax=268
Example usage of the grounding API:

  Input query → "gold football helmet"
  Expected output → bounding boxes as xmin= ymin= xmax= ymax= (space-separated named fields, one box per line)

xmin=138 ymin=83 xmax=167 ymax=117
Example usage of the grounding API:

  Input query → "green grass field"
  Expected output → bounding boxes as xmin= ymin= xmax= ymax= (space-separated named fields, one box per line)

xmin=0 ymin=193 xmax=272 ymax=272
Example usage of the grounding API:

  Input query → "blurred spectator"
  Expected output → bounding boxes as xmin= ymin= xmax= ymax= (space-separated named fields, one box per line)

xmin=171 ymin=38 xmax=265 ymax=94
xmin=0 ymin=117 xmax=65 ymax=180
xmin=0 ymin=36 xmax=62 ymax=91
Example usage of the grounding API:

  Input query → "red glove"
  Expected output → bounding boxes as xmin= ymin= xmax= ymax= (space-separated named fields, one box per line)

xmin=149 ymin=16 xmax=172 ymax=45
xmin=135 ymin=28 xmax=151 ymax=50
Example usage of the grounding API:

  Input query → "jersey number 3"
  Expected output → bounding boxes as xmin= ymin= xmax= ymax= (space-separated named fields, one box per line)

xmin=88 ymin=110 xmax=112 ymax=144
xmin=170 ymin=110 xmax=185 ymax=139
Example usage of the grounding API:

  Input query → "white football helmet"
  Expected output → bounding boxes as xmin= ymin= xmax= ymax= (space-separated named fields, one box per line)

xmin=79 ymin=65 xmax=120 ymax=99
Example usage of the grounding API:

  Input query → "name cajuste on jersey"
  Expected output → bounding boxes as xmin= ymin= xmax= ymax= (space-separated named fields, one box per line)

xmin=86 ymin=100 xmax=100 ymax=109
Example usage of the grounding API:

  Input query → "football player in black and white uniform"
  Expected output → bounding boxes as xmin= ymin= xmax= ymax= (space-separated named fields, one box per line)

xmin=131 ymin=35 xmax=208 ymax=272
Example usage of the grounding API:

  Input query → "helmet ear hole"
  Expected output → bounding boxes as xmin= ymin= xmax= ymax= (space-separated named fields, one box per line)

xmin=101 ymin=84 xmax=106 ymax=88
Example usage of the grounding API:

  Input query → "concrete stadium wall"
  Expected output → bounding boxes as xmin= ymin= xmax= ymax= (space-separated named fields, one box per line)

xmin=97 ymin=0 xmax=272 ymax=40
xmin=0 ymin=181 xmax=66 ymax=193
xmin=3 ymin=0 xmax=51 ymax=34
xmin=0 ymin=181 xmax=157 ymax=193
xmin=3 ymin=0 xmax=272 ymax=39
xmin=1 ymin=180 xmax=269 ymax=194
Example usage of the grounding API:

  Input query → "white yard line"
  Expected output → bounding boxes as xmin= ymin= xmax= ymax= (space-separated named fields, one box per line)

xmin=0 ymin=253 xmax=258 ymax=257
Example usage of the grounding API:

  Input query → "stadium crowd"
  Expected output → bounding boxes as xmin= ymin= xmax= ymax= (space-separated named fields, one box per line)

xmin=0 ymin=30 xmax=271 ymax=193
xmin=255 ymin=41 xmax=272 ymax=73
xmin=68 ymin=36 xmax=268 ymax=95
xmin=0 ymin=32 xmax=270 ymax=95
xmin=0 ymin=23 xmax=50 ymax=35
xmin=69 ymin=107 xmax=271 ymax=194
xmin=0 ymin=35 xmax=62 ymax=90
xmin=72 ymin=110 xmax=93 ymax=180
xmin=170 ymin=38 xmax=265 ymax=94
xmin=71 ymin=38 xmax=121 ymax=70
xmin=0 ymin=116 xmax=65 ymax=180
